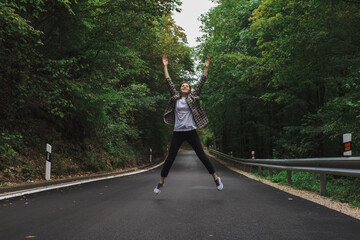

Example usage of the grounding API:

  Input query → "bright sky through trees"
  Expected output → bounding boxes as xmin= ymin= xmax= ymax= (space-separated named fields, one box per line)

xmin=172 ymin=0 xmax=217 ymax=47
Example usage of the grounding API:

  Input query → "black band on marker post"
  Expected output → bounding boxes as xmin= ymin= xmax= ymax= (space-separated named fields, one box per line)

xmin=46 ymin=152 xmax=51 ymax=162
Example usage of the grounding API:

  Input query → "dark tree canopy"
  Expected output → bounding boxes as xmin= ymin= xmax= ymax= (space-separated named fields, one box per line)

xmin=0 ymin=0 xmax=193 ymax=171
xmin=198 ymin=0 xmax=360 ymax=158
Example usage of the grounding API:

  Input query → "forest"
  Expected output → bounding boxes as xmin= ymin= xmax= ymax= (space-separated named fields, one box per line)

xmin=1 ymin=0 xmax=360 ymax=183
xmin=198 ymin=0 xmax=360 ymax=159
xmin=0 ymin=0 xmax=193 ymax=181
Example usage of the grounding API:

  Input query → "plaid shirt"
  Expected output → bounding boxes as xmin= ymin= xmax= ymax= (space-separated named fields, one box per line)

xmin=164 ymin=75 xmax=209 ymax=129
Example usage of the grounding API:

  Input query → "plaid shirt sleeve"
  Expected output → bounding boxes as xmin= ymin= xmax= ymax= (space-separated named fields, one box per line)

xmin=194 ymin=75 xmax=207 ymax=96
xmin=165 ymin=77 xmax=177 ymax=96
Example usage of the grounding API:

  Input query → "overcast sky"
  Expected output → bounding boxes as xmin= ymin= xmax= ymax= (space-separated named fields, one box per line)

xmin=172 ymin=0 xmax=217 ymax=48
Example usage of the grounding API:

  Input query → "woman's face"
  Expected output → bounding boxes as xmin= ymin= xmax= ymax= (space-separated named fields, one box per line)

xmin=180 ymin=83 xmax=190 ymax=94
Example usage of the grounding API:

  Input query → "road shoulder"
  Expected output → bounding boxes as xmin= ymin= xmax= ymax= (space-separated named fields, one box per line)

xmin=0 ymin=161 xmax=163 ymax=200
xmin=208 ymin=152 xmax=360 ymax=220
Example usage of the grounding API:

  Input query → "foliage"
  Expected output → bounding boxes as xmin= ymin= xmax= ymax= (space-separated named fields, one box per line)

xmin=198 ymin=0 xmax=360 ymax=158
xmin=253 ymin=169 xmax=360 ymax=207
xmin=327 ymin=176 xmax=360 ymax=207
xmin=23 ymin=164 xmax=35 ymax=181
xmin=1 ymin=0 xmax=193 ymax=172
xmin=0 ymin=133 xmax=23 ymax=168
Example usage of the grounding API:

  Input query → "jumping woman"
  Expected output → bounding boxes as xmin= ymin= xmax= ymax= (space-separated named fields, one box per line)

xmin=154 ymin=56 xmax=224 ymax=194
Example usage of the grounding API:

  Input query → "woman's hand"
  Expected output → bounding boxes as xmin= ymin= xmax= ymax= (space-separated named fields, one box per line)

xmin=203 ymin=56 xmax=210 ymax=76
xmin=162 ymin=56 xmax=168 ymax=67
xmin=163 ymin=56 xmax=170 ymax=78
xmin=205 ymin=56 xmax=210 ymax=68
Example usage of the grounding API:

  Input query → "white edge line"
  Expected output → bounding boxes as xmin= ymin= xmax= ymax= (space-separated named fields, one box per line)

xmin=0 ymin=161 xmax=164 ymax=201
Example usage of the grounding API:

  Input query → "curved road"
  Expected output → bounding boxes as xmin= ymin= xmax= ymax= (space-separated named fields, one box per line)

xmin=1 ymin=150 xmax=359 ymax=240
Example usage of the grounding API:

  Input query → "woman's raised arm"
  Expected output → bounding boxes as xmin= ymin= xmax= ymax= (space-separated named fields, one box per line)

xmin=194 ymin=57 xmax=210 ymax=96
xmin=163 ymin=56 xmax=170 ymax=79
xmin=163 ymin=56 xmax=177 ymax=96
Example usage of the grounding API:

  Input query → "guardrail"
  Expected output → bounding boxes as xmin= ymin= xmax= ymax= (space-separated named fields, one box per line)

xmin=209 ymin=149 xmax=360 ymax=196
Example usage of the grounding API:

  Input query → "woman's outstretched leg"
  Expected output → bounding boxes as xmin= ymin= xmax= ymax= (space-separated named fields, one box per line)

xmin=154 ymin=132 xmax=184 ymax=194
xmin=186 ymin=130 xmax=223 ymax=190
xmin=186 ymin=130 xmax=215 ymax=175
xmin=160 ymin=132 xmax=184 ymax=178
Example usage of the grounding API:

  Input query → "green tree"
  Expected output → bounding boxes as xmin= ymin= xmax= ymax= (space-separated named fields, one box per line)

xmin=0 ymin=0 xmax=193 ymax=172
xmin=198 ymin=0 xmax=360 ymax=158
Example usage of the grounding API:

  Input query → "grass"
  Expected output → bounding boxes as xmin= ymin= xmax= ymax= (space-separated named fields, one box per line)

xmin=251 ymin=168 xmax=360 ymax=208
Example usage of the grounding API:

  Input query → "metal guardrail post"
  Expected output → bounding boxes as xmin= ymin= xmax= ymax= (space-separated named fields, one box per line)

xmin=320 ymin=173 xmax=327 ymax=196
xmin=269 ymin=168 xmax=272 ymax=177
xmin=287 ymin=170 xmax=292 ymax=184
xmin=258 ymin=166 xmax=262 ymax=176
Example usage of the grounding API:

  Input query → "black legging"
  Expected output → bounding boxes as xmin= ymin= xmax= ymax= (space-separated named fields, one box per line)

xmin=161 ymin=129 xmax=216 ymax=177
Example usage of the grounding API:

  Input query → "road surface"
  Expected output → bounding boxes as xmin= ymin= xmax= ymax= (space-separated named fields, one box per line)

xmin=1 ymin=150 xmax=359 ymax=239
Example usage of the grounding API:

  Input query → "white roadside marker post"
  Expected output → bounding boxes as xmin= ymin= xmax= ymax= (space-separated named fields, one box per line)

xmin=150 ymin=148 xmax=152 ymax=163
xmin=45 ymin=144 xmax=52 ymax=180
xmin=250 ymin=151 xmax=255 ymax=172
xmin=343 ymin=133 xmax=352 ymax=156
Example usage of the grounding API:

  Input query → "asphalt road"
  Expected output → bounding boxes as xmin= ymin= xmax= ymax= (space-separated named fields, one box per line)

xmin=1 ymin=150 xmax=359 ymax=240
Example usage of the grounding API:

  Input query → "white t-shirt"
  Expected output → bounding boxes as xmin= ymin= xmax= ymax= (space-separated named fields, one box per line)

xmin=174 ymin=97 xmax=197 ymax=132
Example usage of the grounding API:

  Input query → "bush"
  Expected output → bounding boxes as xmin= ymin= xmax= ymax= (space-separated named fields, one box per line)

xmin=23 ymin=164 xmax=35 ymax=181
xmin=68 ymin=164 xmax=79 ymax=174
xmin=0 ymin=133 xmax=23 ymax=168
xmin=327 ymin=176 xmax=360 ymax=207
xmin=52 ymin=156 xmax=68 ymax=175
xmin=254 ymin=168 xmax=360 ymax=207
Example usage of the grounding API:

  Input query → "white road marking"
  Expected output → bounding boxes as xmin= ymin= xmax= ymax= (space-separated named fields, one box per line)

xmin=0 ymin=161 xmax=164 ymax=201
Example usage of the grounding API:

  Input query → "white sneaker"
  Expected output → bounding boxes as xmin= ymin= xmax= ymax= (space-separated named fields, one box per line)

xmin=215 ymin=177 xmax=223 ymax=191
xmin=154 ymin=183 xmax=163 ymax=194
